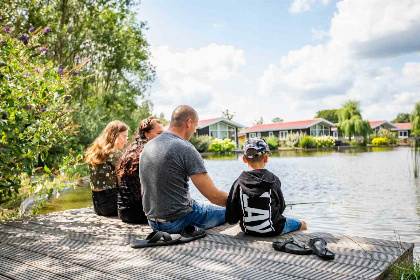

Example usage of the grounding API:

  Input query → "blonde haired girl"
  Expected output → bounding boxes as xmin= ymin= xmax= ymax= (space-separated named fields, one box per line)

xmin=85 ymin=120 xmax=129 ymax=216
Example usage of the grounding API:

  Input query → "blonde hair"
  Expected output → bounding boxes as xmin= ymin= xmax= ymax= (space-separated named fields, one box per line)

xmin=85 ymin=120 xmax=129 ymax=165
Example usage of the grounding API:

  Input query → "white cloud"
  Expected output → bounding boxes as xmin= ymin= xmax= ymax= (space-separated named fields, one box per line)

xmin=149 ymin=44 xmax=248 ymax=120
xmin=259 ymin=0 xmax=420 ymax=122
xmin=311 ymin=28 xmax=330 ymax=41
xmin=330 ymin=0 xmax=420 ymax=57
xmin=289 ymin=0 xmax=330 ymax=14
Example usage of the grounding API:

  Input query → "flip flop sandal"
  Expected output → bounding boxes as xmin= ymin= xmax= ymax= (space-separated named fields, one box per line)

xmin=308 ymin=237 xmax=335 ymax=260
xmin=273 ymin=237 xmax=313 ymax=255
xmin=180 ymin=225 xmax=207 ymax=243
xmin=131 ymin=231 xmax=181 ymax=248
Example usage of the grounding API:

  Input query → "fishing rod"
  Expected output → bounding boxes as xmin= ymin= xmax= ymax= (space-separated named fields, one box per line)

xmin=286 ymin=201 xmax=330 ymax=208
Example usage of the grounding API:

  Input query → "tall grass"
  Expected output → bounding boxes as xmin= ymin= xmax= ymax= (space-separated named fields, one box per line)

xmin=412 ymin=138 xmax=420 ymax=179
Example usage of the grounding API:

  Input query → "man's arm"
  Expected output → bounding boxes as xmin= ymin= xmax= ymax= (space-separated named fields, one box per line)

xmin=190 ymin=173 xmax=228 ymax=207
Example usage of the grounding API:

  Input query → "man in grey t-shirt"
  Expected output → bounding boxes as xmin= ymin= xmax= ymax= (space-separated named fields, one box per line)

xmin=140 ymin=105 xmax=228 ymax=233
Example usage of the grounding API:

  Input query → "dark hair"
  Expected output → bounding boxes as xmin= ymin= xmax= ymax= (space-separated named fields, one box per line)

xmin=245 ymin=149 xmax=264 ymax=164
xmin=117 ymin=117 xmax=162 ymax=177
xmin=170 ymin=105 xmax=198 ymax=128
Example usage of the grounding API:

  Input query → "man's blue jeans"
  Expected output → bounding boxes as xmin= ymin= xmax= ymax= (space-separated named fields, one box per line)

xmin=148 ymin=201 xmax=226 ymax=233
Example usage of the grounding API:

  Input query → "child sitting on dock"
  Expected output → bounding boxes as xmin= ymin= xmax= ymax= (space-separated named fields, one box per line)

xmin=225 ymin=138 xmax=307 ymax=237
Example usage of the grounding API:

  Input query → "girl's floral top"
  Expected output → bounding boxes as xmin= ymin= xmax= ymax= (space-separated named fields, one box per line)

xmin=89 ymin=150 xmax=122 ymax=190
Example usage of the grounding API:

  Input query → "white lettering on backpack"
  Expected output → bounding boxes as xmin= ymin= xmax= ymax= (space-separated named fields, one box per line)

xmin=240 ymin=190 xmax=274 ymax=233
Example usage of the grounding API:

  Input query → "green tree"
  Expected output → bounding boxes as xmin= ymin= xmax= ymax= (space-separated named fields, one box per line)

xmin=337 ymin=101 xmax=372 ymax=142
xmin=271 ymin=117 xmax=284 ymax=123
xmin=254 ymin=116 xmax=264 ymax=125
xmin=315 ymin=109 xmax=339 ymax=123
xmin=0 ymin=27 xmax=83 ymax=197
xmin=2 ymin=0 xmax=155 ymax=149
xmin=411 ymin=102 xmax=420 ymax=136
xmin=392 ymin=113 xmax=411 ymax=123
xmin=221 ymin=109 xmax=234 ymax=120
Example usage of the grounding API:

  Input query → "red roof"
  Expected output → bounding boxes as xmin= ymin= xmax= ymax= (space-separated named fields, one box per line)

xmin=243 ymin=119 xmax=323 ymax=133
xmin=369 ymin=120 xmax=386 ymax=128
xmin=198 ymin=118 xmax=221 ymax=127
xmin=393 ymin=123 xmax=411 ymax=130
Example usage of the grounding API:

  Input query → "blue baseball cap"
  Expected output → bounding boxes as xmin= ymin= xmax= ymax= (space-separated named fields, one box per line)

xmin=243 ymin=138 xmax=270 ymax=158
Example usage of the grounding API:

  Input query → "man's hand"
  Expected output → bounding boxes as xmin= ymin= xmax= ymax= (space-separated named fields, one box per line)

xmin=190 ymin=173 xmax=228 ymax=207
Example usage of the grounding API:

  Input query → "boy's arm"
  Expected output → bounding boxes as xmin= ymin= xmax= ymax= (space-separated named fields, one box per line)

xmin=225 ymin=179 xmax=241 ymax=224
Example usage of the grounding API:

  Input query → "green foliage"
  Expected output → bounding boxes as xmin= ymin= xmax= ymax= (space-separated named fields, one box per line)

xmin=379 ymin=128 xmax=396 ymax=145
xmin=208 ymin=138 xmax=237 ymax=153
xmin=0 ymin=27 xmax=83 ymax=198
xmin=221 ymin=109 xmax=234 ymax=120
xmin=393 ymin=113 xmax=411 ymax=123
xmin=299 ymin=136 xmax=316 ymax=148
xmin=349 ymin=141 xmax=358 ymax=146
xmin=390 ymin=261 xmax=420 ymax=280
xmin=411 ymin=101 xmax=420 ymax=136
xmin=272 ymin=117 xmax=283 ymax=123
xmin=315 ymin=135 xmax=335 ymax=148
xmin=337 ymin=100 xmax=372 ymax=142
xmin=285 ymin=132 xmax=305 ymax=147
xmin=315 ymin=109 xmax=339 ymax=123
xmin=2 ymin=0 xmax=155 ymax=156
xmin=372 ymin=137 xmax=388 ymax=146
xmin=189 ymin=135 xmax=212 ymax=153
xmin=263 ymin=136 xmax=279 ymax=150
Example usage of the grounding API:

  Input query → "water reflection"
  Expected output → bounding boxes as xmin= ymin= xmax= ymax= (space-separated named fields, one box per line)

xmin=196 ymin=147 xmax=419 ymax=257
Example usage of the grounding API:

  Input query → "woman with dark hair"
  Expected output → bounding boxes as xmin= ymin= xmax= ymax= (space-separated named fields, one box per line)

xmin=85 ymin=120 xmax=129 ymax=216
xmin=117 ymin=116 xmax=163 ymax=223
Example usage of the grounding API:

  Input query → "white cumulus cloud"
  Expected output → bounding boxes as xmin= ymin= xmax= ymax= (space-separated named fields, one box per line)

xmin=259 ymin=0 xmax=420 ymax=122
xmin=149 ymin=44 xmax=248 ymax=120
xmin=289 ymin=0 xmax=330 ymax=14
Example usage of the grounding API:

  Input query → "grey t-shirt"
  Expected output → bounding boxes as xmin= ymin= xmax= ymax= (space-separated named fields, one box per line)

xmin=139 ymin=132 xmax=207 ymax=220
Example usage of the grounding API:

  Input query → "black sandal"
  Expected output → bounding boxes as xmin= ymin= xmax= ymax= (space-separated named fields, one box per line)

xmin=131 ymin=231 xmax=181 ymax=248
xmin=273 ymin=237 xmax=313 ymax=255
xmin=308 ymin=237 xmax=335 ymax=260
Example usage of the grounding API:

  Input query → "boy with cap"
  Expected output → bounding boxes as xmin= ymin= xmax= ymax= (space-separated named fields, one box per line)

xmin=225 ymin=138 xmax=307 ymax=237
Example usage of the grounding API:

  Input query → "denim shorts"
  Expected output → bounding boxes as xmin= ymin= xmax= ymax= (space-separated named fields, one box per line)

xmin=148 ymin=201 xmax=226 ymax=234
xmin=281 ymin=217 xmax=302 ymax=234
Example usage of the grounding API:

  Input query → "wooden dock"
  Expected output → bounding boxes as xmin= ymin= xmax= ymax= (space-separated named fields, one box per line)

xmin=0 ymin=207 xmax=414 ymax=280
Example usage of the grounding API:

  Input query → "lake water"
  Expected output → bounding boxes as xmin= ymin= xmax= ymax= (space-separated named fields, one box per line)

xmin=40 ymin=147 xmax=420 ymax=257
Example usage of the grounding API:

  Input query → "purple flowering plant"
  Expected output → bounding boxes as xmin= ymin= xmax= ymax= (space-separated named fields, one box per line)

xmin=0 ymin=25 xmax=87 ymax=198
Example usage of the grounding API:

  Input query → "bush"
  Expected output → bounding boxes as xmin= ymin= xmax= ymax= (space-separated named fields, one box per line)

xmin=189 ymin=135 xmax=212 ymax=153
xmin=263 ymin=136 xmax=279 ymax=150
xmin=372 ymin=137 xmax=388 ymax=146
xmin=314 ymin=135 xmax=335 ymax=148
xmin=299 ymin=136 xmax=316 ymax=148
xmin=208 ymin=138 xmax=237 ymax=153
xmin=379 ymin=128 xmax=397 ymax=145
xmin=0 ymin=27 xmax=84 ymax=198
xmin=285 ymin=132 xmax=305 ymax=147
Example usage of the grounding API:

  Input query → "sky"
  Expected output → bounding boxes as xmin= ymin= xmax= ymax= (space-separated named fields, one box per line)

xmin=135 ymin=0 xmax=420 ymax=126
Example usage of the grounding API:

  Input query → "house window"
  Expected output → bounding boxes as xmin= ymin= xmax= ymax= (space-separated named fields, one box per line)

xmin=333 ymin=131 xmax=338 ymax=139
xmin=269 ymin=131 xmax=274 ymax=137
xmin=310 ymin=124 xmax=330 ymax=136
xmin=250 ymin=133 xmax=256 ymax=138
xmin=210 ymin=123 xmax=236 ymax=141
xmin=399 ymin=131 xmax=408 ymax=138
xmin=279 ymin=131 xmax=288 ymax=139
xmin=257 ymin=132 xmax=261 ymax=138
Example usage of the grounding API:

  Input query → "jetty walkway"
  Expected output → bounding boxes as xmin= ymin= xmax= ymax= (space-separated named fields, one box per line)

xmin=0 ymin=207 xmax=413 ymax=279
